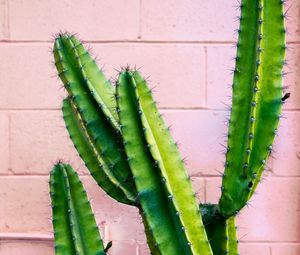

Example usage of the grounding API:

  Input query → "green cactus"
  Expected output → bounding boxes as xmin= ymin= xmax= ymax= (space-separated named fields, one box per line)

xmin=116 ymin=70 xmax=212 ymax=255
xmin=219 ymin=0 xmax=286 ymax=217
xmin=51 ymin=0 xmax=286 ymax=254
xmin=50 ymin=163 xmax=107 ymax=255
xmin=54 ymin=35 xmax=137 ymax=205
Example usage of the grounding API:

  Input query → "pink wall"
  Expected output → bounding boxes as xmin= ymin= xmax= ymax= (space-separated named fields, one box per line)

xmin=0 ymin=0 xmax=299 ymax=254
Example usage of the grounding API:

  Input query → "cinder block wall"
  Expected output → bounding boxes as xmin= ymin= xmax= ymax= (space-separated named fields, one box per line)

xmin=0 ymin=1 xmax=299 ymax=254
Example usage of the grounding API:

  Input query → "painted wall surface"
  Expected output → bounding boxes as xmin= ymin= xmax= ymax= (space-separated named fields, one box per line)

xmin=0 ymin=0 xmax=299 ymax=254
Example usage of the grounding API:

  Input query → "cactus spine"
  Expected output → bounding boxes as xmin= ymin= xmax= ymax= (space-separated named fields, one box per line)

xmin=51 ymin=1 xmax=286 ymax=254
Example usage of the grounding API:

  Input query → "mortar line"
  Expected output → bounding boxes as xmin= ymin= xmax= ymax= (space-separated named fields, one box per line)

xmin=48 ymin=40 xmax=300 ymax=45
xmin=1 ymin=108 xmax=299 ymax=112
xmin=192 ymin=175 xmax=300 ymax=179
xmin=0 ymin=173 xmax=90 ymax=177
xmin=0 ymin=39 xmax=298 ymax=44
xmin=1 ymin=174 xmax=300 ymax=179
xmin=0 ymin=234 xmax=299 ymax=245
xmin=0 ymin=40 xmax=235 ymax=44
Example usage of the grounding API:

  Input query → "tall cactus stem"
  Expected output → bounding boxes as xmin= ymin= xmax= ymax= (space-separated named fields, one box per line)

xmin=117 ymin=70 xmax=188 ymax=255
xmin=117 ymin=70 xmax=213 ymax=255
xmin=219 ymin=0 xmax=286 ymax=217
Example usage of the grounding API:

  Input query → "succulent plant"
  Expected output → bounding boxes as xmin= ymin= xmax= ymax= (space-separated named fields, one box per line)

xmin=218 ymin=0 xmax=286 ymax=218
xmin=50 ymin=163 xmax=108 ymax=255
xmin=51 ymin=0 xmax=287 ymax=254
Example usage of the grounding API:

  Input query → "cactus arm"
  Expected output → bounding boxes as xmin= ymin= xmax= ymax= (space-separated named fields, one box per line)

xmin=62 ymin=98 xmax=135 ymax=205
xmin=54 ymin=35 xmax=137 ymax=203
xmin=50 ymin=163 xmax=106 ymax=255
xmin=50 ymin=164 xmax=76 ymax=255
xmin=131 ymin=71 xmax=212 ymax=255
xmin=248 ymin=0 xmax=286 ymax=195
xmin=56 ymin=33 xmax=119 ymax=131
xmin=219 ymin=0 xmax=262 ymax=216
xmin=219 ymin=0 xmax=285 ymax=217
xmin=200 ymin=204 xmax=238 ymax=255
xmin=68 ymin=35 xmax=119 ymax=130
xmin=116 ymin=71 xmax=186 ymax=255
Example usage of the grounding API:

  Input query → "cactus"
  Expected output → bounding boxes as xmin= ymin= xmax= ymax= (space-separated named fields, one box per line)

xmin=49 ymin=163 xmax=107 ymax=255
xmin=219 ymin=0 xmax=286 ymax=217
xmin=54 ymin=34 xmax=212 ymax=254
xmin=116 ymin=70 xmax=212 ymax=255
xmin=54 ymin=35 xmax=137 ymax=205
xmin=51 ymin=0 xmax=286 ymax=254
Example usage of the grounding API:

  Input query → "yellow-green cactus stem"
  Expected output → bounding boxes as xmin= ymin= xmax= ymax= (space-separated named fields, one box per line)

xmin=116 ymin=70 xmax=213 ymax=255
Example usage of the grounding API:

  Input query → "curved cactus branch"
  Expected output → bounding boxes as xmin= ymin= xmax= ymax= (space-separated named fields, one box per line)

xmin=50 ymin=163 xmax=106 ymax=255
xmin=53 ymin=34 xmax=137 ymax=205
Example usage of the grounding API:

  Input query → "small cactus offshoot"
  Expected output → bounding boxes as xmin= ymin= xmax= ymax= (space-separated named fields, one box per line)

xmin=50 ymin=0 xmax=287 ymax=254
xmin=50 ymin=163 xmax=107 ymax=255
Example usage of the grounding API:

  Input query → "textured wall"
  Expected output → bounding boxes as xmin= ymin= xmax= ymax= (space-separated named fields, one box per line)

xmin=0 ymin=0 xmax=299 ymax=254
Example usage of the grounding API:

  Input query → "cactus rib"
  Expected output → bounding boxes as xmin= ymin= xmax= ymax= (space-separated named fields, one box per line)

xmin=50 ymin=163 xmax=106 ymax=255
xmin=219 ymin=0 xmax=285 ymax=217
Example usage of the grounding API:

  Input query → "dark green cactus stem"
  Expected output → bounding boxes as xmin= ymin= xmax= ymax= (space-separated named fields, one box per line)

xmin=116 ymin=70 xmax=212 ymax=255
xmin=54 ymin=34 xmax=137 ymax=205
xmin=219 ymin=0 xmax=286 ymax=217
xmin=50 ymin=163 xmax=106 ymax=255
xmin=200 ymin=204 xmax=238 ymax=255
